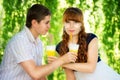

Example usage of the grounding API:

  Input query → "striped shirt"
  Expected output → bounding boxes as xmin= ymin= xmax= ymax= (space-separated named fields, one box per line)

xmin=0 ymin=26 xmax=43 ymax=80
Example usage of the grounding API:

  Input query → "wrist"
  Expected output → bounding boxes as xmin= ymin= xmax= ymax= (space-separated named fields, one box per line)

xmin=57 ymin=57 xmax=65 ymax=65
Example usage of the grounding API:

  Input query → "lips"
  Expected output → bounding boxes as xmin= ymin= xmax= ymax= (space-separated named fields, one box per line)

xmin=69 ymin=30 xmax=75 ymax=32
xmin=45 ymin=29 xmax=47 ymax=31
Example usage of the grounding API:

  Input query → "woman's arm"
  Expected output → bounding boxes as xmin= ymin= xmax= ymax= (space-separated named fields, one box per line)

xmin=64 ymin=68 xmax=76 ymax=80
xmin=63 ymin=38 xmax=98 ymax=73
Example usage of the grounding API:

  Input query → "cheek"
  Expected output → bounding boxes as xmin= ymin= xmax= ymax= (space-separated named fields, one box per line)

xmin=75 ymin=26 xmax=81 ymax=34
xmin=76 ymin=29 xmax=81 ymax=34
xmin=64 ymin=22 xmax=71 ymax=28
xmin=74 ymin=23 xmax=81 ymax=28
xmin=64 ymin=24 xmax=69 ymax=30
xmin=36 ymin=25 xmax=44 ymax=34
xmin=75 ymin=23 xmax=81 ymax=30
xmin=64 ymin=27 xmax=69 ymax=34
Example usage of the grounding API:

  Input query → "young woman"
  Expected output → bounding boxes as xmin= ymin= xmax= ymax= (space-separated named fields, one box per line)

xmin=56 ymin=7 xmax=120 ymax=80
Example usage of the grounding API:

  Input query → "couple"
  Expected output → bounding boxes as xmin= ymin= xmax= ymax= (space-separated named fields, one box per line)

xmin=0 ymin=4 xmax=120 ymax=80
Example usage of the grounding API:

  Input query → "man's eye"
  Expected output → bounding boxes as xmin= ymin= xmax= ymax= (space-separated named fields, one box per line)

xmin=46 ymin=21 xmax=49 ymax=24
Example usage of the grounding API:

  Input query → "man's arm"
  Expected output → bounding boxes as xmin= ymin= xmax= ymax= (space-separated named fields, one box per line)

xmin=20 ymin=52 xmax=77 ymax=80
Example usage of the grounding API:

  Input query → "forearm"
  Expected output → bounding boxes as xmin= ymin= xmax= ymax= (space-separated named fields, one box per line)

xmin=63 ymin=62 xmax=96 ymax=73
xmin=21 ymin=59 xmax=64 ymax=80
xmin=34 ymin=58 xmax=64 ymax=79
xmin=21 ymin=52 xmax=77 ymax=80
xmin=64 ymin=68 xmax=76 ymax=80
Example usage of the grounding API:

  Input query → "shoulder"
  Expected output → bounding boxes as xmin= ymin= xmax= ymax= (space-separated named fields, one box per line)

xmin=7 ymin=29 xmax=28 ymax=47
xmin=86 ymin=33 xmax=98 ymax=45
xmin=56 ymin=41 xmax=62 ymax=53
xmin=87 ymin=33 xmax=97 ymax=38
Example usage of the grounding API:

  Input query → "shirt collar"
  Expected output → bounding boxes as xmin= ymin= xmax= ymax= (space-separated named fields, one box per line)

xmin=24 ymin=26 xmax=39 ymax=45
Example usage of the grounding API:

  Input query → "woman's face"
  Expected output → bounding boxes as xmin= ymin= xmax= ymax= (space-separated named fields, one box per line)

xmin=64 ymin=20 xmax=82 ymax=36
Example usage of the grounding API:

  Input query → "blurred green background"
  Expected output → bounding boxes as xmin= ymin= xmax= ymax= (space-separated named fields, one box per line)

xmin=0 ymin=0 xmax=120 ymax=80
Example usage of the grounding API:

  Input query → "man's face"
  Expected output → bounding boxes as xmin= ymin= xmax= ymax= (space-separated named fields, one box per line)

xmin=36 ymin=15 xmax=51 ymax=35
xmin=31 ymin=15 xmax=51 ymax=37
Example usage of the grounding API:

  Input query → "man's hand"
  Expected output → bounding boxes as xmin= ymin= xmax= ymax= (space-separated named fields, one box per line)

xmin=48 ymin=56 xmax=58 ymax=64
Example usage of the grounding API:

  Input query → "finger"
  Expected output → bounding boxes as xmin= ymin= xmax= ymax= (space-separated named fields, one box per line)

xmin=48 ymin=59 xmax=54 ymax=63
xmin=48 ymin=56 xmax=58 ymax=59
xmin=47 ymin=60 xmax=51 ymax=63
xmin=70 ymin=55 xmax=77 ymax=63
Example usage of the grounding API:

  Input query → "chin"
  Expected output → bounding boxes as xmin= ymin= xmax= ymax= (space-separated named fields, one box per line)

xmin=42 ymin=33 xmax=47 ymax=35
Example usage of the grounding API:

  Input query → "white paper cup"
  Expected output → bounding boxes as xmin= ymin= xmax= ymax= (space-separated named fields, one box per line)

xmin=69 ymin=43 xmax=79 ymax=54
xmin=46 ymin=45 xmax=56 ymax=56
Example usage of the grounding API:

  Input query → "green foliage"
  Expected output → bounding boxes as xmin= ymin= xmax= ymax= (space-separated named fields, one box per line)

xmin=102 ymin=0 xmax=120 ymax=73
xmin=0 ymin=0 xmax=120 ymax=80
xmin=66 ymin=0 xmax=75 ymax=6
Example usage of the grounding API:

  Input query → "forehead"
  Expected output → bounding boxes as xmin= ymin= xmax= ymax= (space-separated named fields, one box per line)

xmin=43 ymin=15 xmax=51 ymax=21
xmin=63 ymin=9 xmax=83 ymax=22
xmin=64 ymin=14 xmax=81 ymax=23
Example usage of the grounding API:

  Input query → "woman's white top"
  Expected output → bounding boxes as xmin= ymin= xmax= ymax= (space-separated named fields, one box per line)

xmin=74 ymin=59 xmax=120 ymax=80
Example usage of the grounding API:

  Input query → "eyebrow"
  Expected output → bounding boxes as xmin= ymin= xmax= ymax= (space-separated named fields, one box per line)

xmin=46 ymin=20 xmax=50 ymax=24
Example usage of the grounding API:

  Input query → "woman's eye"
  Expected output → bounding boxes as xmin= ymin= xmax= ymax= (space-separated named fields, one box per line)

xmin=66 ymin=21 xmax=69 ymax=23
xmin=74 ymin=21 xmax=78 ymax=23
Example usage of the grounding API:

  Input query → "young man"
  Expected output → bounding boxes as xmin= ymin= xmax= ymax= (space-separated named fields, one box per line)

xmin=0 ymin=4 xmax=77 ymax=80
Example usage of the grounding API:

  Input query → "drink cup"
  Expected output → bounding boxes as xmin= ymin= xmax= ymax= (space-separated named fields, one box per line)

xmin=46 ymin=45 xmax=56 ymax=56
xmin=68 ymin=43 xmax=79 ymax=55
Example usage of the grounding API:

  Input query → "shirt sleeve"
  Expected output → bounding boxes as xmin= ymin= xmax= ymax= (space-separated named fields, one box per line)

xmin=11 ymin=36 xmax=33 ymax=63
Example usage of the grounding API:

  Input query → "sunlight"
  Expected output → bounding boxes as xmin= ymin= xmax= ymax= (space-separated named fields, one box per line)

xmin=58 ymin=0 xmax=68 ymax=9
xmin=84 ymin=10 xmax=91 ymax=33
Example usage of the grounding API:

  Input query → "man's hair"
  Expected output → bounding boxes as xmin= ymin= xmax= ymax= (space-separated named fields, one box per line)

xmin=26 ymin=4 xmax=51 ymax=28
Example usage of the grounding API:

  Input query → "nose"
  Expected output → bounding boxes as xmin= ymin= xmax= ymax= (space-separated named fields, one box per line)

xmin=47 ymin=23 xmax=50 ymax=29
xmin=70 ymin=22 xmax=74 ymax=28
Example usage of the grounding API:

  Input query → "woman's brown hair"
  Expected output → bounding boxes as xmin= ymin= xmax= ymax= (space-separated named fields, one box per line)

xmin=59 ymin=7 xmax=88 ymax=63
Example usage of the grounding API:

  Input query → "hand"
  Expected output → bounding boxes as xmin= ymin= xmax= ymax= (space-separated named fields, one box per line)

xmin=48 ymin=56 xmax=58 ymax=64
xmin=59 ymin=52 xmax=77 ymax=64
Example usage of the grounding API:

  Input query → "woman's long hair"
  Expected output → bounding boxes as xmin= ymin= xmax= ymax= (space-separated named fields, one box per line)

xmin=59 ymin=7 xmax=88 ymax=63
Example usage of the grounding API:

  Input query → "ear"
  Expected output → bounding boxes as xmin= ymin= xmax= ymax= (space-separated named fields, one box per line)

xmin=31 ymin=19 xmax=37 ymax=28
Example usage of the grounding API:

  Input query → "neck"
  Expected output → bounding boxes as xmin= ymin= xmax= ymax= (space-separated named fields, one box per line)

xmin=69 ymin=35 xmax=78 ymax=44
xmin=30 ymin=28 xmax=38 ymax=39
